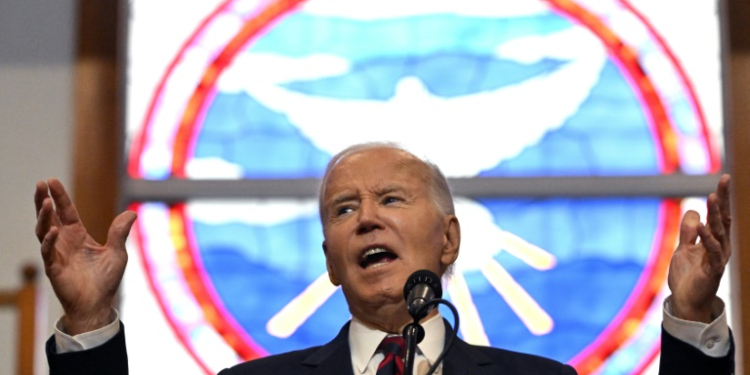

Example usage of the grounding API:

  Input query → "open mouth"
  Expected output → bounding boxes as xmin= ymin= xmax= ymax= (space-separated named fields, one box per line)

xmin=360 ymin=247 xmax=398 ymax=269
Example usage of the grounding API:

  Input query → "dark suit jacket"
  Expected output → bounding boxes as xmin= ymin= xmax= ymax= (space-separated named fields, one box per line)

xmin=218 ymin=321 xmax=576 ymax=375
xmin=46 ymin=322 xmax=734 ymax=375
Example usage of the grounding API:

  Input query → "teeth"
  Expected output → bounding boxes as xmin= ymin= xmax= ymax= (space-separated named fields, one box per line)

xmin=362 ymin=248 xmax=387 ymax=260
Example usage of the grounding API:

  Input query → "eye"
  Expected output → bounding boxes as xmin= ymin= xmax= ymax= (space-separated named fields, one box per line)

xmin=383 ymin=196 xmax=400 ymax=205
xmin=336 ymin=206 xmax=353 ymax=216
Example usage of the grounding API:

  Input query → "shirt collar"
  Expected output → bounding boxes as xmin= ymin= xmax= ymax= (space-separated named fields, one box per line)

xmin=418 ymin=314 xmax=446 ymax=367
xmin=349 ymin=313 xmax=446 ymax=374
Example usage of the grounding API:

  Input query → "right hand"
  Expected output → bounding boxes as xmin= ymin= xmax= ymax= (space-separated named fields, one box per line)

xmin=667 ymin=174 xmax=732 ymax=323
xmin=34 ymin=178 xmax=137 ymax=335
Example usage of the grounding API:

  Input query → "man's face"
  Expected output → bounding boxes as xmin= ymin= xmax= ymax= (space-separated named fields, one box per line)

xmin=321 ymin=147 xmax=460 ymax=322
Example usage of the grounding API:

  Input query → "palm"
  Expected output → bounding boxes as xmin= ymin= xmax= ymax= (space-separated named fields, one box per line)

xmin=35 ymin=178 xmax=136 ymax=333
xmin=668 ymin=241 xmax=721 ymax=319
xmin=49 ymin=224 xmax=126 ymax=315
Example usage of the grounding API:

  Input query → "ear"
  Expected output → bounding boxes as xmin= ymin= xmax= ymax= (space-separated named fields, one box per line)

xmin=440 ymin=215 xmax=460 ymax=270
xmin=322 ymin=241 xmax=341 ymax=286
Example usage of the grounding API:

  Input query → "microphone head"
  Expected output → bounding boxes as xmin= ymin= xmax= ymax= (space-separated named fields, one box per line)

xmin=403 ymin=270 xmax=443 ymax=300
xmin=403 ymin=270 xmax=443 ymax=319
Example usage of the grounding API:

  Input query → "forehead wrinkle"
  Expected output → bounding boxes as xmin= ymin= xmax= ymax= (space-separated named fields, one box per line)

xmin=376 ymin=184 xmax=406 ymax=195
xmin=367 ymin=153 xmax=432 ymax=198
xmin=395 ymin=154 xmax=433 ymax=189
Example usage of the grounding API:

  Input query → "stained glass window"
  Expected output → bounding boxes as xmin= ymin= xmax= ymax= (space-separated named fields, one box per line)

xmin=123 ymin=1 xmax=726 ymax=374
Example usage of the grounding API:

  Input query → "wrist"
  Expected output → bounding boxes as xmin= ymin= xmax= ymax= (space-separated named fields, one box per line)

xmin=671 ymin=297 xmax=714 ymax=324
xmin=61 ymin=307 xmax=114 ymax=335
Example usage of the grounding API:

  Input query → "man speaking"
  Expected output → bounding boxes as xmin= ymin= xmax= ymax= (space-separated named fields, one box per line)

xmin=35 ymin=143 xmax=734 ymax=374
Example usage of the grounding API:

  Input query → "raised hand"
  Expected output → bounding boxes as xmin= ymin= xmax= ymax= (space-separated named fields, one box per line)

xmin=668 ymin=174 xmax=731 ymax=323
xmin=34 ymin=178 xmax=137 ymax=335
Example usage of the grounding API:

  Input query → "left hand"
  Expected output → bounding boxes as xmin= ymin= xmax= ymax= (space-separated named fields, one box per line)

xmin=667 ymin=174 xmax=732 ymax=323
xmin=34 ymin=178 xmax=136 ymax=334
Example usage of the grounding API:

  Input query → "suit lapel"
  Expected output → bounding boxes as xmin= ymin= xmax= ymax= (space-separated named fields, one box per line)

xmin=443 ymin=339 xmax=496 ymax=375
xmin=441 ymin=320 xmax=495 ymax=375
xmin=301 ymin=322 xmax=355 ymax=375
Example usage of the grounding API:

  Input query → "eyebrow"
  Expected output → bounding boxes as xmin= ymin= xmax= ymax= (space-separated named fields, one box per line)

xmin=325 ymin=184 xmax=407 ymax=208
xmin=377 ymin=185 xmax=406 ymax=196
xmin=328 ymin=193 xmax=357 ymax=208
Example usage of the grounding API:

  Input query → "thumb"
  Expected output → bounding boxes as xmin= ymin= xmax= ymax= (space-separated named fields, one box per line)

xmin=678 ymin=210 xmax=701 ymax=246
xmin=417 ymin=360 xmax=431 ymax=375
xmin=106 ymin=211 xmax=138 ymax=249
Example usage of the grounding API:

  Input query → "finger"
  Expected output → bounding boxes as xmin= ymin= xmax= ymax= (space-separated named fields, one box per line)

xmin=697 ymin=224 xmax=726 ymax=273
xmin=47 ymin=178 xmax=81 ymax=225
xmin=35 ymin=198 xmax=55 ymax=243
xmin=678 ymin=210 xmax=701 ymax=246
xmin=40 ymin=227 xmax=59 ymax=269
xmin=706 ymin=193 xmax=727 ymax=244
xmin=34 ymin=180 xmax=49 ymax=217
xmin=106 ymin=211 xmax=138 ymax=250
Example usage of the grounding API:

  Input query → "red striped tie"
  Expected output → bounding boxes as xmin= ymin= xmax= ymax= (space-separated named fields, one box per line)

xmin=376 ymin=336 xmax=407 ymax=375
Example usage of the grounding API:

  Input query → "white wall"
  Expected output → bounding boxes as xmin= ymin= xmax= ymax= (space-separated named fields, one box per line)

xmin=0 ymin=0 xmax=76 ymax=373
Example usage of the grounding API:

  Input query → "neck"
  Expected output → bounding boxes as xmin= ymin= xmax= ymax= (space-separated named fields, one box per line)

xmin=353 ymin=307 xmax=439 ymax=334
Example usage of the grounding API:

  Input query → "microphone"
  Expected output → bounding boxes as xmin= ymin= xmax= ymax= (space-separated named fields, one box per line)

xmin=402 ymin=270 xmax=457 ymax=375
xmin=403 ymin=269 xmax=443 ymax=321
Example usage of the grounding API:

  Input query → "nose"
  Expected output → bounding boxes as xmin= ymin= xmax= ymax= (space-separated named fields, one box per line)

xmin=356 ymin=199 xmax=383 ymax=235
